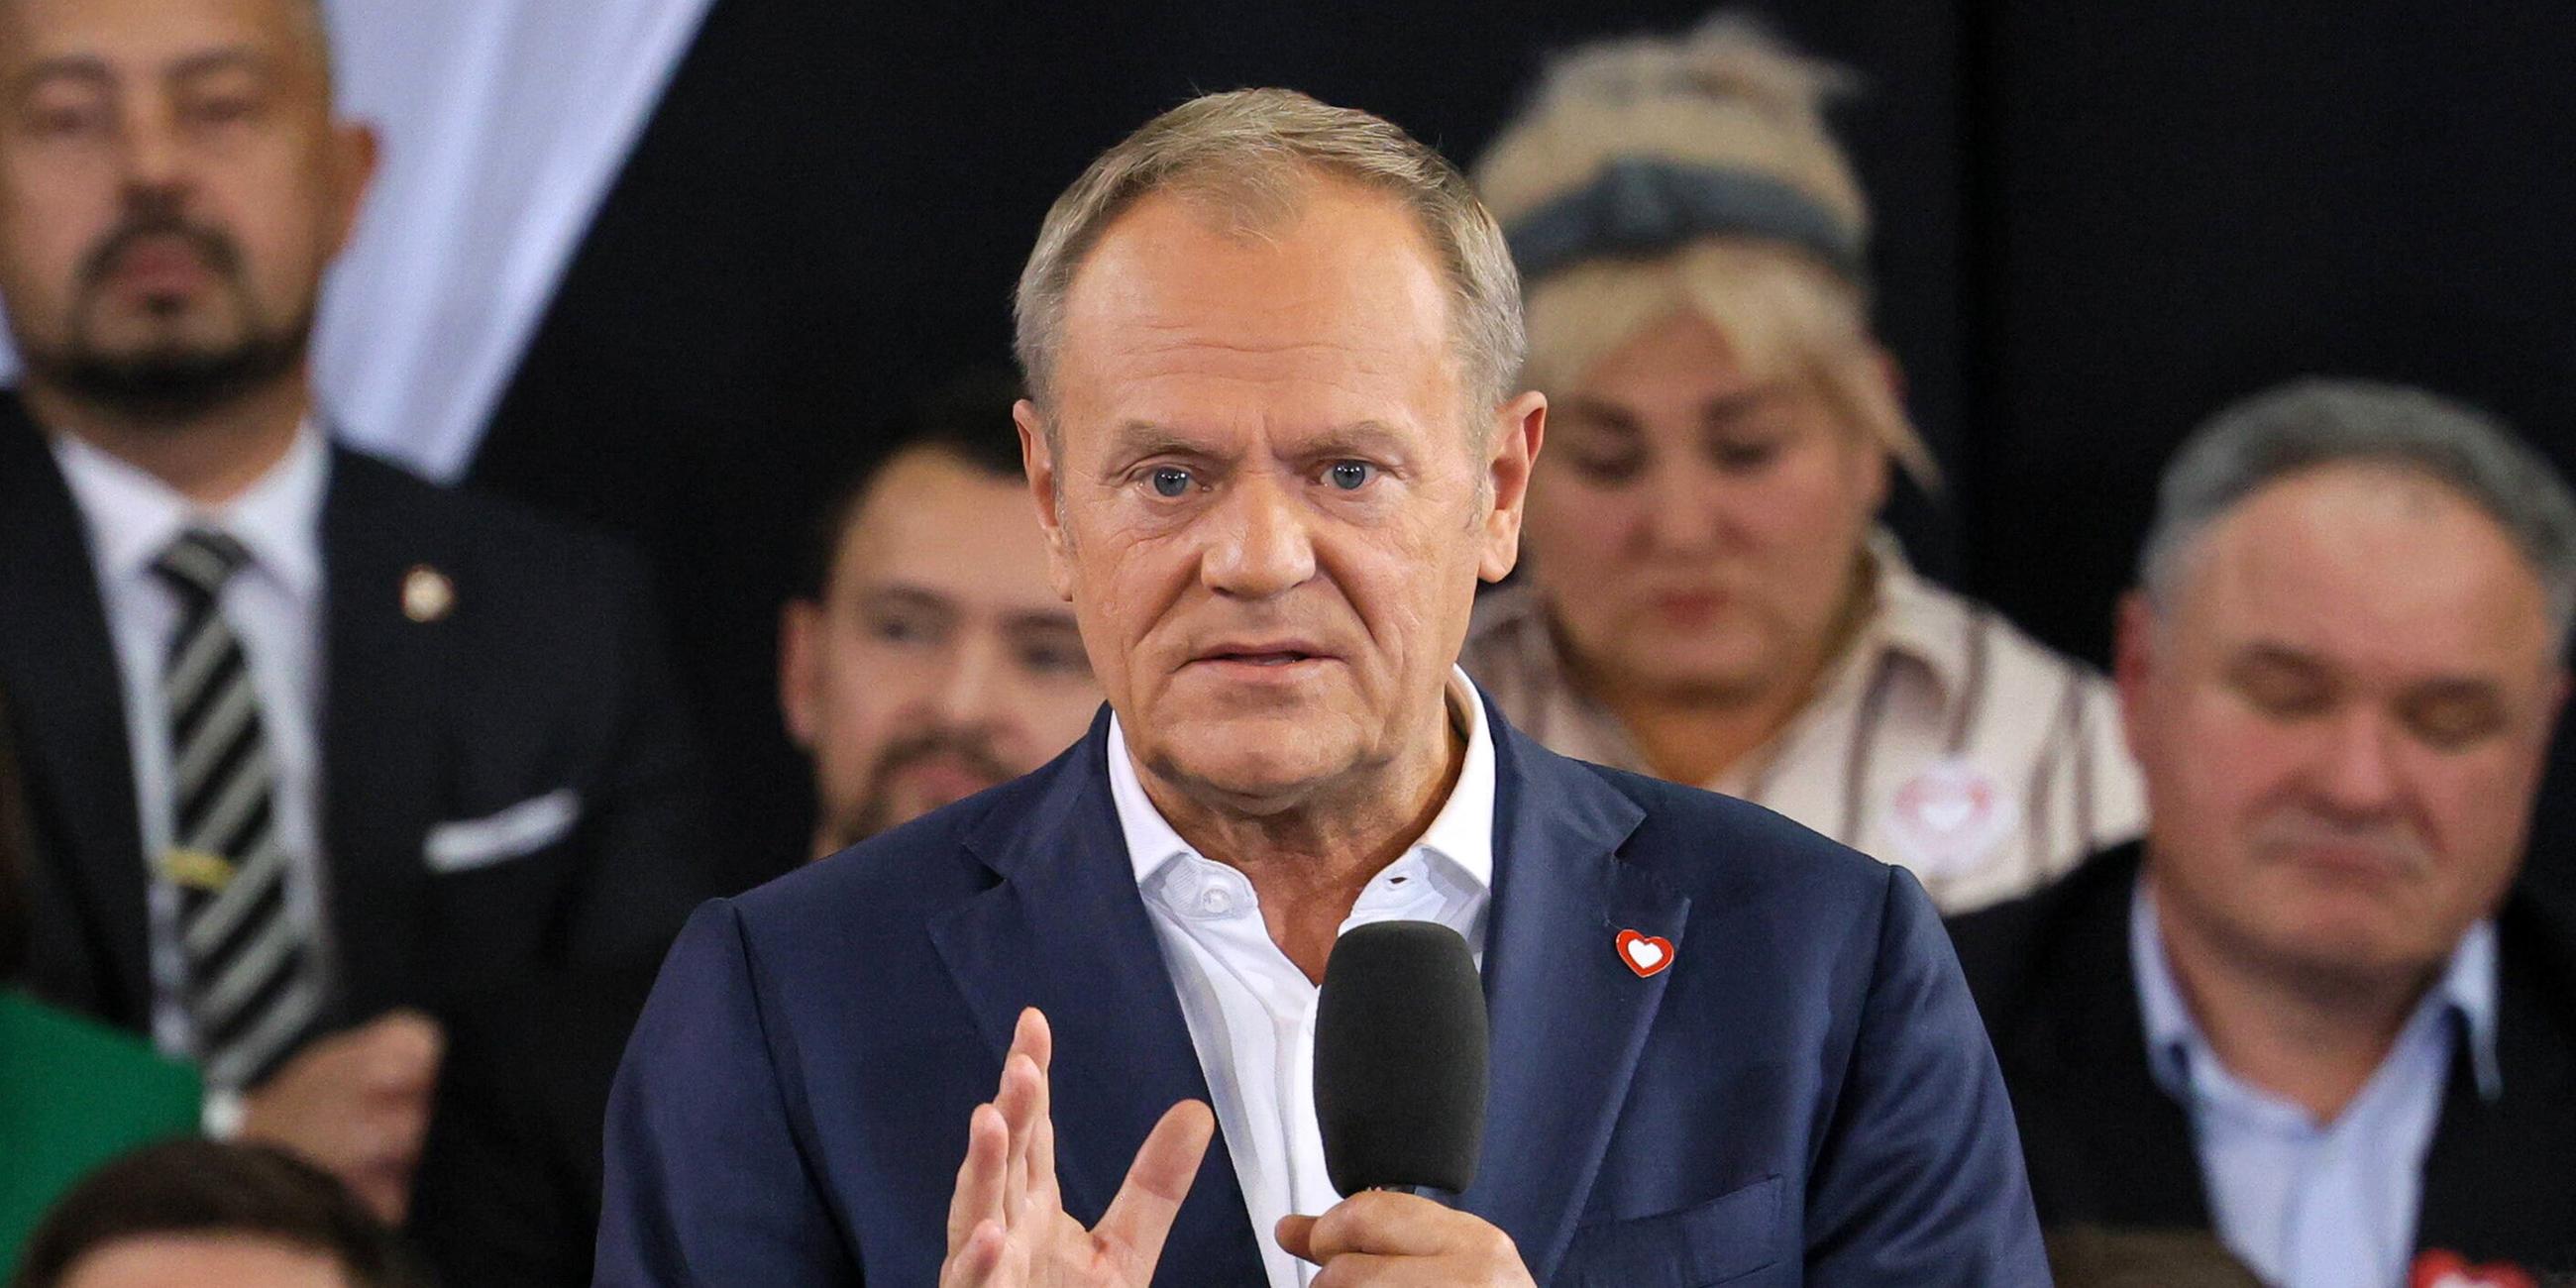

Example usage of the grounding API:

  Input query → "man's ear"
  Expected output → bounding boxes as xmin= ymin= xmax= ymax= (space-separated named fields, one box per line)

xmin=1016 ymin=399 xmax=1076 ymax=601
xmin=325 ymin=120 xmax=379 ymax=260
xmin=1477 ymin=391 xmax=1547 ymax=584
xmin=2112 ymin=590 xmax=2159 ymax=767
xmin=779 ymin=599 xmax=822 ymax=750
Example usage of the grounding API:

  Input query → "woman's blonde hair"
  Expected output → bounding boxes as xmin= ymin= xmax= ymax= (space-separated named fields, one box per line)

xmin=1474 ymin=13 xmax=1934 ymax=484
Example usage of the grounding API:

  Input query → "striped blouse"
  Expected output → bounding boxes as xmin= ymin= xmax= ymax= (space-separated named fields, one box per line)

xmin=1461 ymin=536 xmax=2144 ymax=912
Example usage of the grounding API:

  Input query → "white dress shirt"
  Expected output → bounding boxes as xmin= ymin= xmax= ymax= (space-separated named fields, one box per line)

xmin=50 ymin=424 xmax=335 ymax=1062
xmin=1110 ymin=667 xmax=1496 ymax=1288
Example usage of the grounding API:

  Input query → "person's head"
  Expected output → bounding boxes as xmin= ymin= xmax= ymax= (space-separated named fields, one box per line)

xmin=12 ymin=1139 xmax=424 ymax=1288
xmin=0 ymin=0 xmax=373 ymax=424
xmin=2118 ymin=378 xmax=2576 ymax=993
xmin=1474 ymin=14 xmax=1925 ymax=703
xmin=782 ymin=371 xmax=1100 ymax=856
xmin=1012 ymin=89 xmax=1544 ymax=812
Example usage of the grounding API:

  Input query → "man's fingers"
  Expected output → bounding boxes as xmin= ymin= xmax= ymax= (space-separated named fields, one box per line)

xmin=358 ymin=1010 xmax=445 ymax=1096
xmin=1025 ymin=1013 xmax=1058 ymax=1208
xmin=1302 ymin=1191 xmax=1469 ymax=1261
xmin=945 ymin=1103 xmax=1009 ymax=1255
xmin=1276 ymin=1214 xmax=1319 ymax=1263
xmin=997 ymin=1053 xmax=1040 ymax=1217
xmin=939 ymin=1219 xmax=1007 ymax=1288
xmin=1096 ymin=1099 xmax=1214 ymax=1279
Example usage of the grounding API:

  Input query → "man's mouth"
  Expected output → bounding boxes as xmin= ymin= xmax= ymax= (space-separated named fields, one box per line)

xmin=1203 ymin=651 xmax=1316 ymax=667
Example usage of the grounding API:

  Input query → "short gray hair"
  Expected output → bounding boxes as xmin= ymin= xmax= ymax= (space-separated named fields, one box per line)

xmin=1013 ymin=88 xmax=1526 ymax=425
xmin=2139 ymin=377 xmax=2576 ymax=641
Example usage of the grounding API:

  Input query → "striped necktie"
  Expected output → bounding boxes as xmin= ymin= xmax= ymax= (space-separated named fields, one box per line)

xmin=153 ymin=527 xmax=325 ymax=1090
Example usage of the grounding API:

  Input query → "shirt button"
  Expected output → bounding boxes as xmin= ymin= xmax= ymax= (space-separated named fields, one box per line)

xmin=1196 ymin=886 xmax=1234 ymax=916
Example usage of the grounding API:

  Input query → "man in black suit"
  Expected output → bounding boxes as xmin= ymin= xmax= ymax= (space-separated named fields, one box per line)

xmin=1952 ymin=379 xmax=2576 ymax=1285
xmin=0 ymin=0 xmax=713 ymax=1221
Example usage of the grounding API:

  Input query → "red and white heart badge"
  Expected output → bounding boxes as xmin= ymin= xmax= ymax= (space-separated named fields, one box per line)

xmin=1880 ymin=756 xmax=2017 ymax=880
xmin=2412 ymin=1250 xmax=2537 ymax=1288
xmin=1615 ymin=929 xmax=1673 ymax=978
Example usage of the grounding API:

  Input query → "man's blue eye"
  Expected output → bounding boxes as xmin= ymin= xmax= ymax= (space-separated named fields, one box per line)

xmin=1328 ymin=462 xmax=1375 ymax=490
xmin=1150 ymin=467 xmax=1191 ymax=498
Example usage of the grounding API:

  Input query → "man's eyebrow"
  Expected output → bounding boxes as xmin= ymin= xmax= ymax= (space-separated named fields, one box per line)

xmin=2229 ymin=641 xmax=2323 ymax=670
xmin=1003 ymin=609 xmax=1083 ymax=634
xmin=852 ymin=585 xmax=956 ymax=614
xmin=13 ymin=55 xmax=112 ymax=94
xmin=168 ymin=48 xmax=277 ymax=82
xmin=1105 ymin=422 xmax=1208 ymax=457
xmin=2405 ymin=676 xmax=2506 ymax=705
xmin=1296 ymin=420 xmax=1411 ymax=460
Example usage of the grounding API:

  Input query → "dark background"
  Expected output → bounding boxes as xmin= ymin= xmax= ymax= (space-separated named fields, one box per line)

xmin=461 ymin=0 xmax=2576 ymax=896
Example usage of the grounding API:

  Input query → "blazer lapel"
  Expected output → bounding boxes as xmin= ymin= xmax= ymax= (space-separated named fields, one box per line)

xmin=0 ymin=407 xmax=153 ymax=1022
xmin=1460 ymin=706 xmax=1682 ymax=1283
xmin=928 ymin=714 xmax=1267 ymax=1285
xmin=315 ymin=448 xmax=450 ymax=1026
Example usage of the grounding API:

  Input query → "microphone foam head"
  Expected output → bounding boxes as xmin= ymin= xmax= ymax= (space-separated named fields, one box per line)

xmin=1313 ymin=919 xmax=1488 ymax=1196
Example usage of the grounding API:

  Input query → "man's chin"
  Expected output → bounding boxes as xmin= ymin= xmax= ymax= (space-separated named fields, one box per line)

xmin=1143 ymin=723 xmax=1362 ymax=808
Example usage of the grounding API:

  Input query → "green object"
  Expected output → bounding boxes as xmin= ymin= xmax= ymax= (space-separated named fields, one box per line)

xmin=0 ymin=991 xmax=201 ymax=1274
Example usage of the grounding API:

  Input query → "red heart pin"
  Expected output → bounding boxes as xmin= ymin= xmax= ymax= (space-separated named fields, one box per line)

xmin=2412 ymin=1250 xmax=2536 ymax=1288
xmin=1615 ymin=929 xmax=1673 ymax=978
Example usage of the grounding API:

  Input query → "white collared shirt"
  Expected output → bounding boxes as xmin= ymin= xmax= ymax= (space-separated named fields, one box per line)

xmin=49 ymin=424 xmax=335 ymax=1062
xmin=1111 ymin=666 xmax=1496 ymax=1288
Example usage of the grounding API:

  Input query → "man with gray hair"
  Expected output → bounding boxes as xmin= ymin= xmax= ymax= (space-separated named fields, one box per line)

xmin=601 ymin=88 xmax=2045 ymax=1285
xmin=1952 ymin=378 xmax=2576 ymax=1286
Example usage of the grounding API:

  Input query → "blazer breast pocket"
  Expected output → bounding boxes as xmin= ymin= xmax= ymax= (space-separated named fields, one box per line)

xmin=424 ymin=789 xmax=582 ymax=874
xmin=1558 ymin=1174 xmax=1784 ymax=1288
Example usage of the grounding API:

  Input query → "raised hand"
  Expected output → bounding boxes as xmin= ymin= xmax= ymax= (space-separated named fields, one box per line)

xmin=941 ymin=1008 xmax=1215 ymax=1288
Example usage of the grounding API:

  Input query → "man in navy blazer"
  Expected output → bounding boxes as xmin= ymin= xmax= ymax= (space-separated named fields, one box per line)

xmin=600 ymin=89 xmax=2045 ymax=1285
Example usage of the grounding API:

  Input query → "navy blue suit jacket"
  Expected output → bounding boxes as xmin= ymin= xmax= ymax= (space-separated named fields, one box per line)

xmin=598 ymin=699 xmax=2047 ymax=1285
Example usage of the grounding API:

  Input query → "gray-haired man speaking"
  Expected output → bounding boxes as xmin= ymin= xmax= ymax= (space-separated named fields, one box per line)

xmin=601 ymin=89 xmax=2045 ymax=1286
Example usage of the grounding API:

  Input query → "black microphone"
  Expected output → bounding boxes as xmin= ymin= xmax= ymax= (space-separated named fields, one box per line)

xmin=1313 ymin=919 xmax=1488 ymax=1196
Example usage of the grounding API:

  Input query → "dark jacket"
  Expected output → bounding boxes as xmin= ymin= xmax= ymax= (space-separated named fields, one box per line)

xmin=0 ymin=396 xmax=717 ymax=1046
xmin=1949 ymin=841 xmax=2576 ymax=1277
xmin=597 ymin=698 xmax=2051 ymax=1285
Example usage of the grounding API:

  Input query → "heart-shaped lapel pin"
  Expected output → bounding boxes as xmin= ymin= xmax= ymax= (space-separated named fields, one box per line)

xmin=2412 ymin=1250 xmax=2536 ymax=1288
xmin=1615 ymin=929 xmax=1673 ymax=978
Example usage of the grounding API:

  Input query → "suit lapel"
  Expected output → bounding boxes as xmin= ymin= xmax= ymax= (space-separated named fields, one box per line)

xmin=2005 ymin=848 xmax=2210 ymax=1231
xmin=2414 ymin=891 xmax=2576 ymax=1266
xmin=316 ymin=449 xmax=450 ymax=1025
xmin=1459 ymin=707 xmax=1682 ymax=1283
xmin=928 ymin=714 xmax=1266 ymax=1284
xmin=0 ymin=406 xmax=153 ymax=1022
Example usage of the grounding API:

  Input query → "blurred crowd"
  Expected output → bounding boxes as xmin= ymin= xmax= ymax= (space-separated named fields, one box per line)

xmin=2 ymin=1 xmax=2570 ymax=1286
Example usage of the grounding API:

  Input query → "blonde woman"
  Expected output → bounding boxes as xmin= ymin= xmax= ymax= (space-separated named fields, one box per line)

xmin=1465 ymin=15 xmax=2141 ymax=910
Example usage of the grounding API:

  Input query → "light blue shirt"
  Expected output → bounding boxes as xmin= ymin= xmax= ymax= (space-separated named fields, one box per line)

xmin=2131 ymin=879 xmax=2500 ymax=1288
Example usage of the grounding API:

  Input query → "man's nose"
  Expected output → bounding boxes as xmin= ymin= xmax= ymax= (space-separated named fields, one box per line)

xmin=934 ymin=633 xmax=1009 ymax=730
xmin=2311 ymin=707 xmax=2405 ymax=816
xmin=115 ymin=100 xmax=191 ymax=198
xmin=1201 ymin=474 xmax=1316 ymax=599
